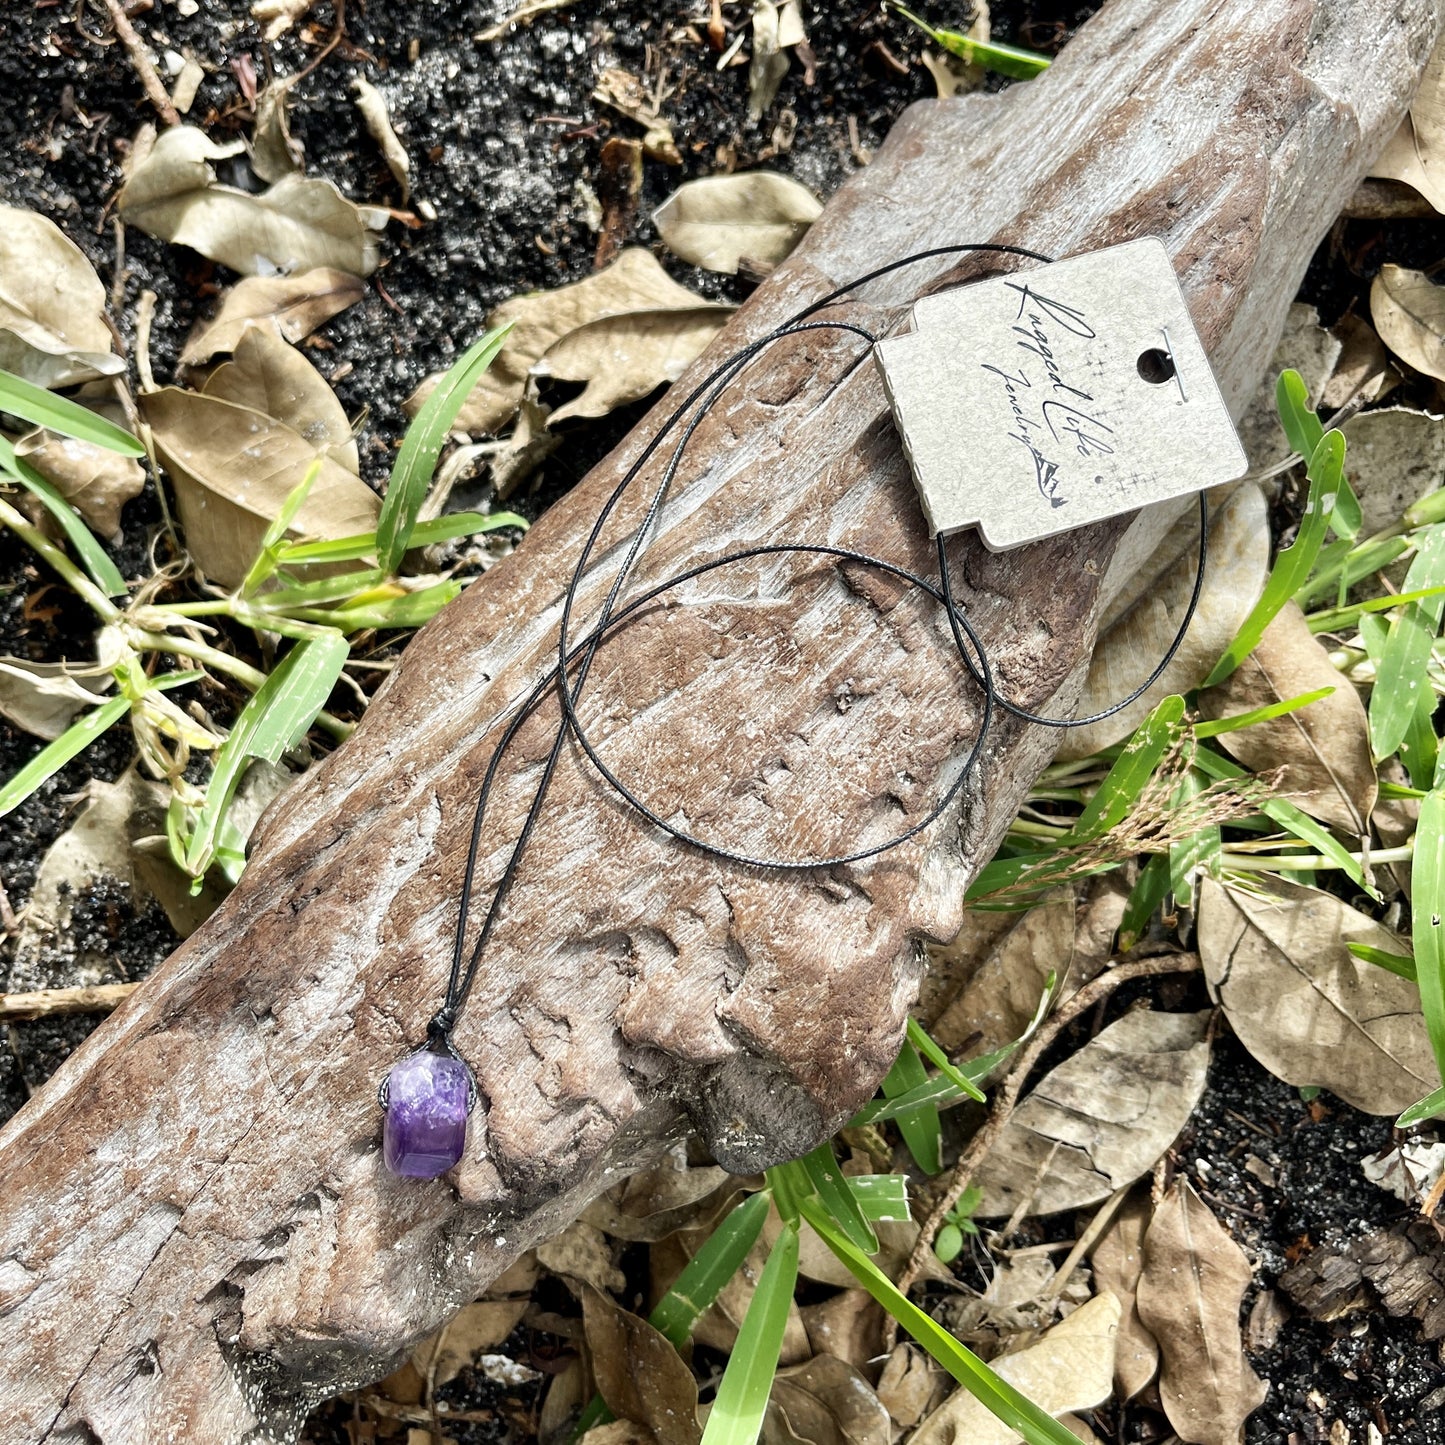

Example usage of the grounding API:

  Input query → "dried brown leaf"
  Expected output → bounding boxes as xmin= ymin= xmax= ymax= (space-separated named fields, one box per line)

xmin=353 ymin=77 xmax=411 ymax=201
xmin=252 ymin=0 xmax=314 ymax=41
xmin=1135 ymin=1183 xmax=1267 ymax=1445
xmin=180 ymin=268 xmax=367 ymax=366
xmin=1088 ymin=1190 xmax=1159 ymax=1401
xmin=0 ymin=206 xmax=123 ymax=389
xmin=653 ymin=173 xmax=821 ymax=275
xmin=582 ymin=1161 xmax=731 ymax=1243
xmin=749 ymin=2 xmax=793 ymax=121
xmin=909 ymin=1293 xmax=1119 ymax=1445
xmin=0 ymin=657 xmax=110 ymax=741
xmin=536 ymin=1219 xmax=625 ymax=1297
xmin=116 ymin=125 xmax=384 ymax=278
xmin=923 ymin=888 xmax=1073 ymax=1058
xmin=583 ymin=1287 xmax=699 ymax=1445
xmin=939 ymin=1253 xmax=1088 ymax=1351
xmin=1056 ymin=483 xmax=1269 ymax=760
xmin=251 ymin=78 xmax=304 ymax=184
xmin=203 ymin=326 xmax=359 ymax=473
xmin=875 ymin=1345 xmax=944 ymax=1429
xmin=1235 ymin=304 xmax=1341 ymax=469
xmin=534 ymin=307 xmax=731 ymax=426
xmin=1322 ymin=313 xmax=1394 ymax=413
xmin=1197 ymin=876 xmax=1434 ymax=1115
xmin=406 ymin=248 xmax=709 ymax=435
xmin=592 ymin=70 xmax=680 ymax=166
xmin=1370 ymin=264 xmax=1445 ymax=382
xmin=1340 ymin=405 xmax=1445 ymax=537
xmin=763 ymin=1355 xmax=890 ymax=1445
xmin=1198 ymin=601 xmax=1376 ymax=834
xmin=798 ymin=1290 xmax=883 ymax=1373
xmin=141 ymin=387 xmax=379 ymax=588
xmin=971 ymin=1010 xmax=1211 ymax=1218
xmin=8 ymin=770 xmax=169 ymax=990
xmin=1368 ymin=36 xmax=1445 ymax=212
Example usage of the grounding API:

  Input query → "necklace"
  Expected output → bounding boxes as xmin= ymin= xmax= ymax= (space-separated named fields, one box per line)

xmin=378 ymin=243 xmax=1213 ymax=1179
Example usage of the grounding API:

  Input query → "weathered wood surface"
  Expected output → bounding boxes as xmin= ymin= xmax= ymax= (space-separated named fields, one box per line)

xmin=0 ymin=0 xmax=1437 ymax=1438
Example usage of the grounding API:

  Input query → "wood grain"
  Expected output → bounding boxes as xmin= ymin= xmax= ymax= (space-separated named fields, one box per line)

xmin=0 ymin=1 xmax=1437 ymax=1438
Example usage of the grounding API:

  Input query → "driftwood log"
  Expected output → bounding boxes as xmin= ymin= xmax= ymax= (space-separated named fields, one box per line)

xmin=0 ymin=0 xmax=1438 ymax=1438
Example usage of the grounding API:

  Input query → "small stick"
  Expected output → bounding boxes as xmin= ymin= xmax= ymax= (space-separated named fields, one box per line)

xmin=887 ymin=952 xmax=1203 ymax=1343
xmin=0 ymin=983 xmax=140 ymax=1023
xmin=101 ymin=0 xmax=181 ymax=128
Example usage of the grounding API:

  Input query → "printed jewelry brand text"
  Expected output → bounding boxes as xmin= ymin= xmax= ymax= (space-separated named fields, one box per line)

xmin=980 ymin=283 xmax=1115 ymax=509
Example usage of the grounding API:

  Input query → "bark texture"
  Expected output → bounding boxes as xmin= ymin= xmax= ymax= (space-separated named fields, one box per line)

xmin=0 ymin=0 xmax=1438 ymax=1439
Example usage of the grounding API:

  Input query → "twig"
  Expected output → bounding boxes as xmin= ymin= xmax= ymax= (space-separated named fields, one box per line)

xmin=0 ymin=983 xmax=140 ymax=1022
xmin=888 ymin=952 xmax=1204 ymax=1342
xmin=293 ymin=0 xmax=348 ymax=83
xmin=0 ymin=874 xmax=17 ymax=935
xmin=475 ymin=0 xmax=575 ymax=42
xmin=101 ymin=0 xmax=180 ymax=128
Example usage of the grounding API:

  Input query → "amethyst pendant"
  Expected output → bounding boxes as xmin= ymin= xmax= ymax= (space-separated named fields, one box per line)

xmin=383 ymin=1049 xmax=471 ymax=1178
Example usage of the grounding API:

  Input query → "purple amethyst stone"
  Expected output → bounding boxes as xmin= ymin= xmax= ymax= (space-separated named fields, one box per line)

xmin=383 ymin=1050 xmax=470 ymax=1178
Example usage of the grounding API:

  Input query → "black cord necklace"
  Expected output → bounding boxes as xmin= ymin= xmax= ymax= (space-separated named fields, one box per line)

xmin=378 ymin=243 xmax=1211 ymax=1179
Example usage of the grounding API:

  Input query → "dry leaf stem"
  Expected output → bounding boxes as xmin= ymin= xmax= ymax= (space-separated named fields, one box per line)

xmin=0 ymin=983 xmax=139 ymax=1022
xmin=100 ymin=0 xmax=181 ymax=128
xmin=890 ymin=952 xmax=1205 ymax=1333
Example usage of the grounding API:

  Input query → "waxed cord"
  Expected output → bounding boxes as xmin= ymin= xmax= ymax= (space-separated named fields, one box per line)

xmin=427 ymin=243 xmax=1210 ymax=1047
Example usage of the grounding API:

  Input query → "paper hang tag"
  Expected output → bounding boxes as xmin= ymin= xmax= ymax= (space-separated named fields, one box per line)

xmin=874 ymin=237 xmax=1247 ymax=551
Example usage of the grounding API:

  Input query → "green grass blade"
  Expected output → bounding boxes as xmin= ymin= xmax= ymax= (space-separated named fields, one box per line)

xmin=241 ymin=458 xmax=322 ymax=597
xmin=0 ymin=368 xmax=145 ymax=456
xmin=278 ymin=509 xmax=529 ymax=567
xmin=1192 ymin=744 xmax=1369 ymax=890
xmin=407 ymin=510 xmax=529 ymax=546
xmin=1205 ymin=424 xmax=1345 ymax=687
xmin=0 ymin=695 xmax=132 ymax=817
xmin=573 ymin=1189 xmax=771 ymax=1441
xmin=0 ymin=436 xmax=128 ymax=598
xmin=376 ymin=324 xmax=513 ymax=574
xmin=1274 ymin=369 xmax=1324 ymax=460
xmin=906 ymin=1017 xmax=986 ymax=1102
xmin=1369 ymin=525 xmax=1445 ymax=760
xmin=1397 ymin=1084 xmax=1445 ymax=1128
xmin=324 ymin=580 xmax=462 ymax=631
xmin=885 ymin=1 xmax=1050 ymax=77
xmin=1411 ymin=790 xmax=1445 ymax=1082
xmin=1071 ymin=695 xmax=1185 ymax=840
xmin=798 ymin=1199 xmax=1078 ymax=1445
xmin=846 ymin=1174 xmax=911 ymax=1224
xmin=1345 ymin=942 xmax=1417 ymax=982
xmin=1401 ymin=687 xmax=1441 ymax=793
xmin=1118 ymin=852 xmax=1171 ymax=952
xmin=181 ymin=632 xmax=349 ymax=878
xmin=699 ymin=1223 xmax=800 ymax=1445
xmin=1298 ymin=535 xmax=1411 ymax=609
xmin=854 ymin=987 xmax=1050 ymax=1127
xmin=800 ymin=1141 xmax=877 ymax=1253
xmin=878 ymin=1038 xmax=942 ymax=1173
xmin=264 ymin=569 xmax=387 ymax=608
xmin=649 ymin=1190 xmax=771 ymax=1348
xmin=1167 ymin=765 xmax=1218 ymax=907
xmin=1193 ymin=687 xmax=1334 ymax=739
xmin=1309 ymin=581 xmax=1445 ymax=634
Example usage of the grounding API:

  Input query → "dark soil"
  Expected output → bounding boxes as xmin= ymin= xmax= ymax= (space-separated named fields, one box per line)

xmin=4 ymin=1 xmax=1445 ymax=1441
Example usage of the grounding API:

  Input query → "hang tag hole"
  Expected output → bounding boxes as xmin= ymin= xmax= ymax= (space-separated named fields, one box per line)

xmin=1137 ymin=348 xmax=1176 ymax=385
